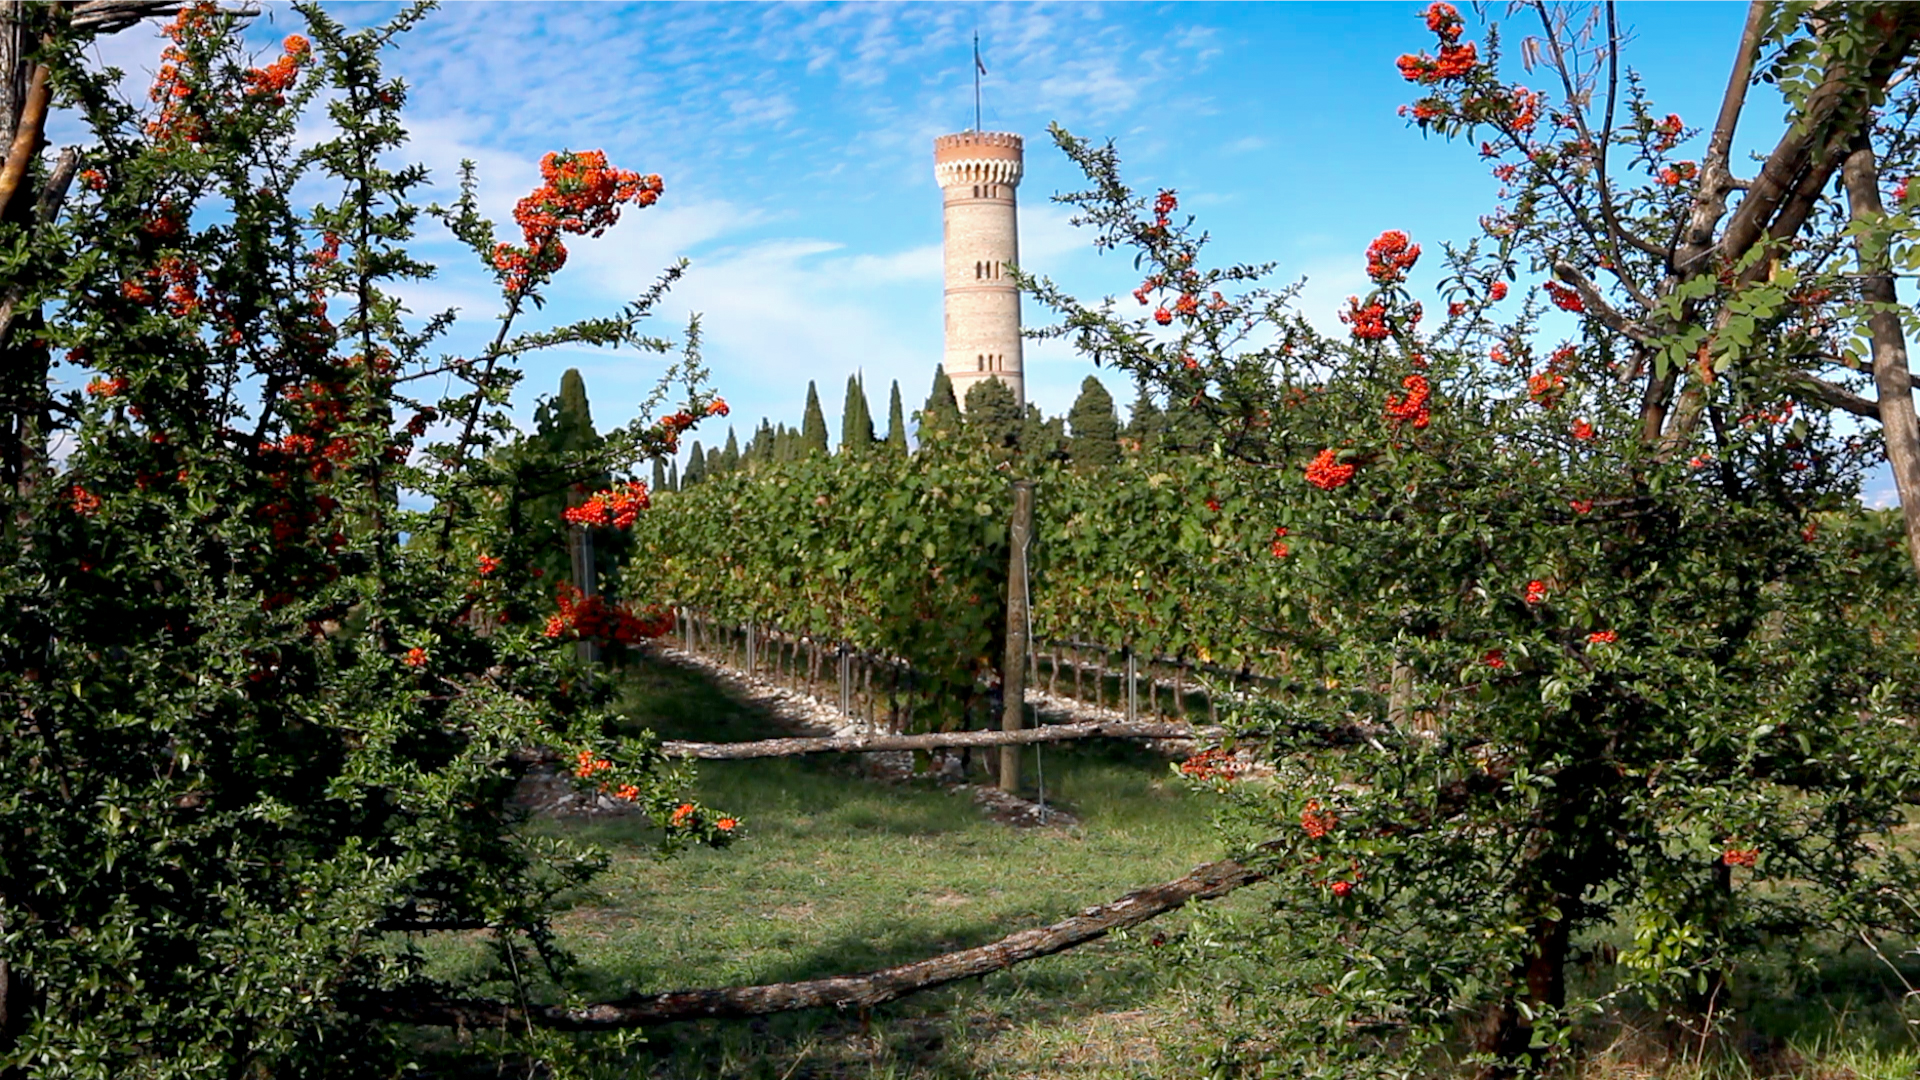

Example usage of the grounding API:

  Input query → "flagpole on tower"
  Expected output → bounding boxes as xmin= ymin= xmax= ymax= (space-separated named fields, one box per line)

xmin=972 ymin=31 xmax=984 ymax=133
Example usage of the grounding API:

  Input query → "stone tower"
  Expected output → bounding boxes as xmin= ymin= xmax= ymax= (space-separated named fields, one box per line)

xmin=934 ymin=130 xmax=1024 ymax=408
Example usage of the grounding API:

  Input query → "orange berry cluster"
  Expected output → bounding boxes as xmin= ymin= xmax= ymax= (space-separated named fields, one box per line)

xmin=493 ymin=150 xmax=662 ymax=294
xmin=1179 ymin=747 xmax=1242 ymax=782
xmin=563 ymin=481 xmax=649 ymax=529
xmin=244 ymin=35 xmax=311 ymax=103
xmin=1365 ymin=230 xmax=1421 ymax=286
xmin=1299 ymin=799 xmax=1338 ymax=839
xmin=1341 ymin=296 xmax=1390 ymax=342
xmin=1304 ymin=449 xmax=1355 ymax=491
xmin=542 ymin=584 xmax=675 ymax=646
xmin=1384 ymin=374 xmax=1432 ymax=429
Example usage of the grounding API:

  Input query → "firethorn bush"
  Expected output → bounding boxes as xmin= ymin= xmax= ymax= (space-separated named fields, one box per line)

xmin=0 ymin=5 xmax=730 ymax=1077
xmin=1021 ymin=3 xmax=1920 ymax=1074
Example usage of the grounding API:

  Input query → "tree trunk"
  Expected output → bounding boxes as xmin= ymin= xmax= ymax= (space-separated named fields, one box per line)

xmin=1840 ymin=134 xmax=1920 ymax=584
xmin=999 ymin=480 xmax=1033 ymax=793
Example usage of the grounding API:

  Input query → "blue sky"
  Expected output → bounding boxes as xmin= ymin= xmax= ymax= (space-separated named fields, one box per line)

xmin=85 ymin=1 xmax=1899 ymax=500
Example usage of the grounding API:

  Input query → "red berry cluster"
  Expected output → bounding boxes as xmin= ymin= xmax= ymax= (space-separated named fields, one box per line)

xmin=563 ymin=481 xmax=650 ymax=529
xmin=1528 ymin=346 xmax=1577 ymax=411
xmin=493 ymin=150 xmax=663 ymax=294
xmin=244 ymin=35 xmax=311 ymax=104
xmin=1652 ymin=113 xmax=1685 ymax=153
xmin=1384 ymin=374 xmax=1432 ymax=429
xmin=1587 ymin=630 xmax=1617 ymax=644
xmin=1179 ymin=747 xmax=1242 ymax=782
xmin=1365 ymin=230 xmax=1421 ymax=285
xmin=1270 ymin=526 xmax=1290 ymax=558
xmin=1543 ymin=281 xmax=1585 ymax=314
xmin=1722 ymin=847 xmax=1758 ymax=868
xmin=1299 ymin=799 xmax=1338 ymax=839
xmin=1657 ymin=161 xmax=1698 ymax=188
xmin=1524 ymin=579 xmax=1548 ymax=605
xmin=1396 ymin=4 xmax=1478 ymax=85
xmin=1305 ymin=449 xmax=1355 ymax=491
xmin=1341 ymin=296 xmax=1390 ymax=341
xmin=543 ymin=584 xmax=675 ymax=646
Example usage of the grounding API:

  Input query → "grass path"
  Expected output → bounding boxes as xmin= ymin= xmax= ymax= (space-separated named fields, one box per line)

xmin=416 ymin=656 xmax=1920 ymax=1080
xmin=426 ymin=655 xmax=1246 ymax=1078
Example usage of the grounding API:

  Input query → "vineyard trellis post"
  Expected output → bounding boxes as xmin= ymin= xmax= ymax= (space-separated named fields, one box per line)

xmin=1125 ymin=649 xmax=1137 ymax=723
xmin=566 ymin=517 xmax=599 ymax=664
xmin=999 ymin=479 xmax=1034 ymax=793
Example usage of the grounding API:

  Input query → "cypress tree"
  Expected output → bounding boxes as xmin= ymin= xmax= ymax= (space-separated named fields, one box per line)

xmin=921 ymin=364 xmax=960 ymax=437
xmin=684 ymin=440 xmax=707 ymax=486
xmin=528 ymin=368 xmax=607 ymax=585
xmin=1067 ymin=375 xmax=1122 ymax=468
xmin=650 ymin=456 xmax=667 ymax=494
xmin=744 ymin=419 xmax=773 ymax=470
xmin=885 ymin=380 xmax=908 ymax=452
xmin=774 ymin=424 xmax=795 ymax=462
xmin=963 ymin=377 xmax=1023 ymax=451
xmin=667 ymin=457 xmax=679 ymax=492
xmin=1125 ymin=382 xmax=1164 ymax=454
xmin=1161 ymin=396 xmax=1211 ymax=454
xmin=721 ymin=427 xmax=740 ymax=473
xmin=800 ymin=382 xmax=830 ymax=457
xmin=840 ymin=374 xmax=873 ymax=456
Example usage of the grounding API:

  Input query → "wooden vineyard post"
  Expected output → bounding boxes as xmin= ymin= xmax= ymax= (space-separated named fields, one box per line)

xmin=1000 ymin=480 xmax=1034 ymax=794
xmin=566 ymin=515 xmax=599 ymax=665
xmin=1125 ymin=649 xmax=1137 ymax=723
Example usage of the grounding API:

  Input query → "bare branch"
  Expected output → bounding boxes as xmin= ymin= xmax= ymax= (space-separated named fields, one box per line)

xmin=1784 ymin=373 xmax=1881 ymax=419
xmin=1551 ymin=260 xmax=1651 ymax=342
xmin=0 ymin=60 xmax=47 ymax=218
xmin=1673 ymin=2 xmax=1769 ymax=276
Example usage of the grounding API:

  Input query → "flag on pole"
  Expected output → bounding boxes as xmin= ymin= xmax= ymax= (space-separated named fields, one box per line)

xmin=975 ymin=35 xmax=986 ymax=75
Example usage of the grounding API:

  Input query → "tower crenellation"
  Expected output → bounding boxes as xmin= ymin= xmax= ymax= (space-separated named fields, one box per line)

xmin=935 ymin=130 xmax=1024 ymax=409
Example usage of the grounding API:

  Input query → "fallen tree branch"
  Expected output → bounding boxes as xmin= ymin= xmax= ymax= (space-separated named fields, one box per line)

xmin=658 ymin=720 xmax=1223 ymax=760
xmin=353 ymin=852 xmax=1268 ymax=1030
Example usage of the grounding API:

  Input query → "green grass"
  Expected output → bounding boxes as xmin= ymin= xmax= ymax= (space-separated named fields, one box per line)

xmin=409 ymin=657 xmax=1920 ymax=1079
xmin=415 ymin=655 xmax=1237 ymax=1078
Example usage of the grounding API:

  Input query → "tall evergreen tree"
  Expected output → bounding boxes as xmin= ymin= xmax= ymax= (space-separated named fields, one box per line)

xmin=1067 ymin=374 xmax=1122 ymax=468
xmin=885 ymin=380 xmax=908 ymax=452
xmin=757 ymin=419 xmax=776 ymax=466
xmin=840 ymin=374 xmax=874 ymax=456
xmin=1125 ymin=381 xmax=1164 ymax=454
xmin=1160 ymin=396 xmax=1211 ymax=454
xmin=774 ymin=424 xmax=795 ymax=462
xmin=684 ymin=439 xmax=707 ymax=485
xmin=721 ymin=427 xmax=740 ymax=473
xmin=800 ymin=381 xmax=830 ymax=457
xmin=963 ymin=377 xmax=1023 ymax=451
xmin=921 ymin=364 xmax=960 ymax=437
xmin=650 ymin=456 xmax=667 ymax=495
xmin=528 ymin=368 xmax=609 ymax=585
xmin=667 ymin=457 xmax=679 ymax=492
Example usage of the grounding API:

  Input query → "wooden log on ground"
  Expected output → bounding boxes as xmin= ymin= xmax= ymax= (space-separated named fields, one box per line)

xmin=657 ymin=719 xmax=1223 ymax=760
xmin=353 ymin=852 xmax=1268 ymax=1031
